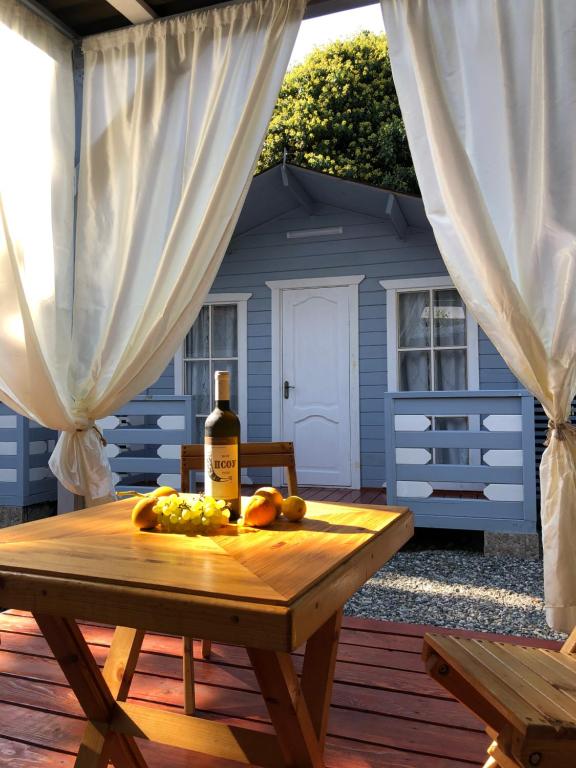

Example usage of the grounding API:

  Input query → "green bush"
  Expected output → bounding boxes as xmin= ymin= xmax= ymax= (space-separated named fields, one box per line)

xmin=258 ymin=31 xmax=418 ymax=194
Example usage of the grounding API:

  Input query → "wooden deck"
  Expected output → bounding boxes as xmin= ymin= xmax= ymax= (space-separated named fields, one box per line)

xmin=243 ymin=486 xmax=483 ymax=504
xmin=0 ymin=610 xmax=561 ymax=767
xmin=243 ymin=485 xmax=390 ymax=505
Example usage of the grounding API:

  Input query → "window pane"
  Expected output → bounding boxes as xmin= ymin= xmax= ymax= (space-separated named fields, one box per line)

xmin=212 ymin=305 xmax=237 ymax=357
xmin=434 ymin=349 xmax=467 ymax=390
xmin=195 ymin=416 xmax=206 ymax=442
xmin=212 ymin=360 xmax=238 ymax=411
xmin=185 ymin=305 xmax=209 ymax=358
xmin=434 ymin=289 xmax=466 ymax=347
xmin=185 ymin=360 xmax=210 ymax=414
xmin=398 ymin=291 xmax=430 ymax=348
xmin=399 ymin=350 xmax=430 ymax=391
xmin=434 ymin=416 xmax=469 ymax=465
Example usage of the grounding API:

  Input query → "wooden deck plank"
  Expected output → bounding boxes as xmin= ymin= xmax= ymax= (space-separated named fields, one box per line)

xmin=0 ymin=624 xmax=425 ymax=674
xmin=0 ymin=641 xmax=453 ymax=702
xmin=1 ymin=610 xmax=536 ymax=767
xmin=0 ymin=648 xmax=482 ymax=732
xmin=0 ymin=737 xmax=76 ymax=767
xmin=356 ymin=489 xmax=385 ymax=505
xmin=298 ymin=487 xmax=332 ymax=500
xmin=319 ymin=489 xmax=354 ymax=502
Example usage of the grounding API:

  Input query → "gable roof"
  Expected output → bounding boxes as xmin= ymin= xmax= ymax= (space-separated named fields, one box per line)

xmin=234 ymin=163 xmax=431 ymax=236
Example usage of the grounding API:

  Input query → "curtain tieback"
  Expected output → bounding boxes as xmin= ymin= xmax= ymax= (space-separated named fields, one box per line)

xmin=75 ymin=424 xmax=108 ymax=447
xmin=545 ymin=420 xmax=576 ymax=446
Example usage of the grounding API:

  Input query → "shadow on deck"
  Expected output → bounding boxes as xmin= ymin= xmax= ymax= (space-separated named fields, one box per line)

xmin=0 ymin=610 xmax=561 ymax=766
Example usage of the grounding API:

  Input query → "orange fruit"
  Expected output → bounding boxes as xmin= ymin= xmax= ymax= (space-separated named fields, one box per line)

xmin=131 ymin=497 xmax=158 ymax=529
xmin=255 ymin=486 xmax=283 ymax=517
xmin=244 ymin=494 xmax=277 ymax=528
xmin=281 ymin=496 xmax=306 ymax=522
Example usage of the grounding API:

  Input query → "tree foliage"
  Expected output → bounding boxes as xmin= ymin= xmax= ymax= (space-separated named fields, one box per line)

xmin=257 ymin=32 xmax=418 ymax=194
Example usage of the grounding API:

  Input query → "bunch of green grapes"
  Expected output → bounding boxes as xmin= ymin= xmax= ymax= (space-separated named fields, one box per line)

xmin=154 ymin=494 xmax=230 ymax=534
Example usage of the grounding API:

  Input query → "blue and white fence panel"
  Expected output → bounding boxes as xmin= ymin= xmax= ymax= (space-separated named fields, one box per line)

xmin=384 ymin=391 xmax=537 ymax=533
xmin=0 ymin=403 xmax=58 ymax=507
xmin=97 ymin=395 xmax=195 ymax=494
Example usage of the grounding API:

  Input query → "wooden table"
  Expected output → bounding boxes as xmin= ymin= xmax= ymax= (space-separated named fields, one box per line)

xmin=0 ymin=497 xmax=412 ymax=768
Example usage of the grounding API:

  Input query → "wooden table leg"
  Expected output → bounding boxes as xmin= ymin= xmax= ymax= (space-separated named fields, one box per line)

xmin=182 ymin=636 xmax=195 ymax=714
xmin=102 ymin=626 xmax=145 ymax=701
xmin=301 ymin=610 xmax=342 ymax=751
xmin=248 ymin=647 xmax=324 ymax=768
xmin=487 ymin=739 xmax=521 ymax=768
xmin=33 ymin=614 xmax=147 ymax=768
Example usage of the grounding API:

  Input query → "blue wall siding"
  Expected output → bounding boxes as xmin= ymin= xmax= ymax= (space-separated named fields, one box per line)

xmin=146 ymin=360 xmax=175 ymax=397
xmin=149 ymin=202 xmax=518 ymax=487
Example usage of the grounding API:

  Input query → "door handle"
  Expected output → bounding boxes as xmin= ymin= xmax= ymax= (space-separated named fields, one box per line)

xmin=284 ymin=380 xmax=295 ymax=399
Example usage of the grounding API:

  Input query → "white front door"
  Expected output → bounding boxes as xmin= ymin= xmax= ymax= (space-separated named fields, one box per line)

xmin=281 ymin=286 xmax=352 ymax=486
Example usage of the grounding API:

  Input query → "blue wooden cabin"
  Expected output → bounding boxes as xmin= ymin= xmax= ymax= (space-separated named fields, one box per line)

xmin=0 ymin=164 xmax=538 ymax=535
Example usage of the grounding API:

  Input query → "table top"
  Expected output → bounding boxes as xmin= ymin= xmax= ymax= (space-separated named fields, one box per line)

xmin=0 ymin=497 xmax=412 ymax=650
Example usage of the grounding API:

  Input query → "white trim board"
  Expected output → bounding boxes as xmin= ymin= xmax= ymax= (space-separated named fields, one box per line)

xmin=380 ymin=276 xmax=457 ymax=291
xmin=268 ymin=275 xmax=363 ymax=489
xmin=266 ymin=275 xmax=364 ymax=290
xmin=380 ymin=276 xmax=479 ymax=392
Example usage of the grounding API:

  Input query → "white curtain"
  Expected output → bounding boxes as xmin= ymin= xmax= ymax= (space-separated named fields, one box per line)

xmin=0 ymin=0 xmax=305 ymax=505
xmin=0 ymin=1 xmax=76 ymax=455
xmin=381 ymin=0 xmax=576 ymax=631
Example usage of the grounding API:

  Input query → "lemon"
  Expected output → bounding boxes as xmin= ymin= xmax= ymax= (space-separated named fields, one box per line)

xmin=281 ymin=496 xmax=306 ymax=522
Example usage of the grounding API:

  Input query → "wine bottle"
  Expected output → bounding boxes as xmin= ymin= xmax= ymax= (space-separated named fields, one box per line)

xmin=204 ymin=370 xmax=241 ymax=521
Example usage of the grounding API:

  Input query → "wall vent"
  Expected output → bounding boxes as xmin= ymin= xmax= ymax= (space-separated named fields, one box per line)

xmin=286 ymin=226 xmax=343 ymax=239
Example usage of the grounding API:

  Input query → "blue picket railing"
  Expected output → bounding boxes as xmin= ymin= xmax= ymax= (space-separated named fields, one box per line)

xmin=97 ymin=395 xmax=195 ymax=494
xmin=383 ymin=390 xmax=537 ymax=533
xmin=0 ymin=403 xmax=58 ymax=507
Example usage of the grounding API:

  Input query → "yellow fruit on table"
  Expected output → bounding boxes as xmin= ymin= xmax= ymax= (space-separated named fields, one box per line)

xmin=254 ymin=486 xmax=283 ymax=516
xmin=281 ymin=496 xmax=306 ymax=522
xmin=131 ymin=497 xmax=159 ymax=530
xmin=244 ymin=494 xmax=277 ymax=528
xmin=148 ymin=486 xmax=177 ymax=499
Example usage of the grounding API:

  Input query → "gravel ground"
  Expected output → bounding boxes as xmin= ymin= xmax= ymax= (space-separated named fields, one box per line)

xmin=345 ymin=534 xmax=566 ymax=642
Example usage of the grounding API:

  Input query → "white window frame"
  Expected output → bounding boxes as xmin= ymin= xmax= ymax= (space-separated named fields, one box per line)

xmin=174 ymin=293 xmax=252 ymax=439
xmin=381 ymin=276 xmax=481 ymax=489
xmin=380 ymin=276 xmax=479 ymax=392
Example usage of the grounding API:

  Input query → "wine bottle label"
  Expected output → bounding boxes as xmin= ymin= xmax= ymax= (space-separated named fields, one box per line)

xmin=204 ymin=438 xmax=239 ymax=501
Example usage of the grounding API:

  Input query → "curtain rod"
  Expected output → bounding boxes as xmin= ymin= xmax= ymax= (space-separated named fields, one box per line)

xmin=17 ymin=0 xmax=78 ymax=40
xmin=81 ymin=0 xmax=274 ymax=42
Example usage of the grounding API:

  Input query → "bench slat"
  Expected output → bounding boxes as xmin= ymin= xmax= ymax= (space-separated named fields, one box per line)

xmin=475 ymin=642 xmax=576 ymax=725
xmin=424 ymin=635 xmax=551 ymax=733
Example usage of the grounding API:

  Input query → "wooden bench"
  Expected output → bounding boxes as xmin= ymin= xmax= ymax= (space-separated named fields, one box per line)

xmin=180 ymin=441 xmax=298 ymax=714
xmin=423 ymin=627 xmax=576 ymax=767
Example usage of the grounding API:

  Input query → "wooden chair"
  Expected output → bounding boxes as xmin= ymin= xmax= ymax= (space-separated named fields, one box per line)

xmin=422 ymin=627 xmax=576 ymax=767
xmin=181 ymin=441 xmax=298 ymax=496
xmin=180 ymin=441 xmax=298 ymax=714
